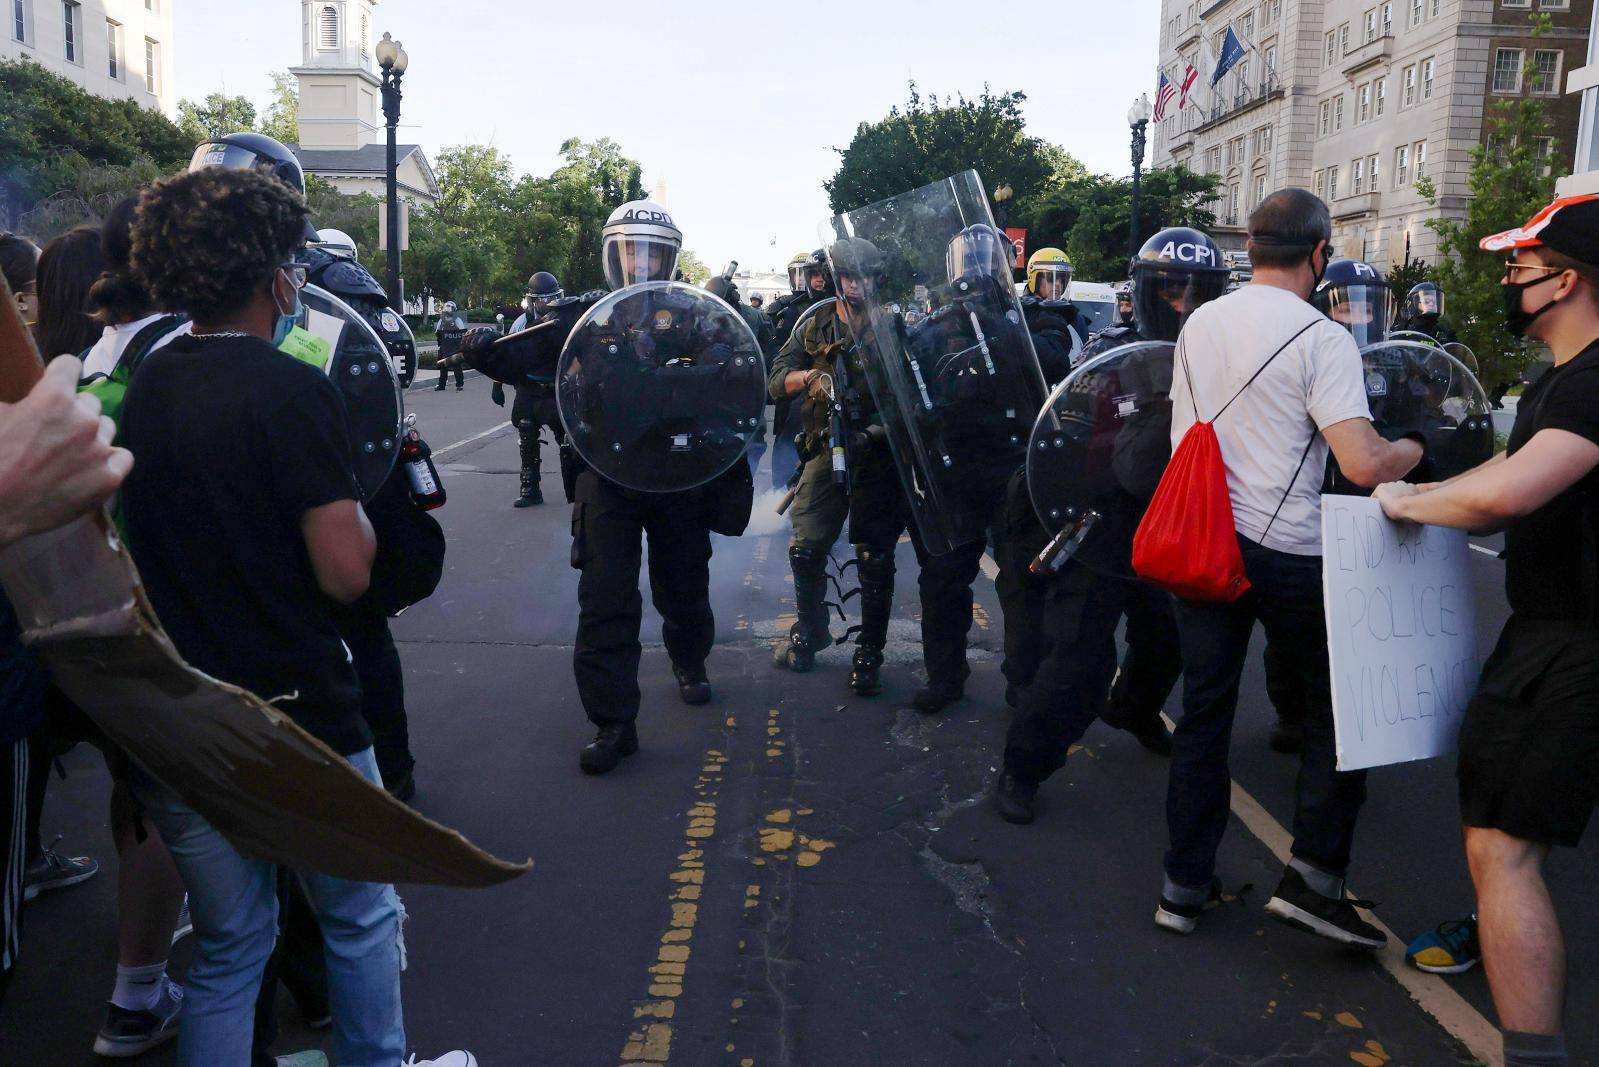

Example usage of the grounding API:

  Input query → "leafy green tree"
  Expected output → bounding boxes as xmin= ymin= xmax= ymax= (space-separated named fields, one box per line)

xmin=541 ymin=137 xmax=647 ymax=291
xmin=676 ymin=249 xmax=710 ymax=285
xmin=1420 ymin=14 xmax=1563 ymax=394
xmin=825 ymin=84 xmax=1081 ymax=221
xmin=1385 ymin=257 xmax=1432 ymax=309
xmin=260 ymin=72 xmax=300 ymax=146
xmin=176 ymin=93 xmax=257 ymax=143
xmin=1022 ymin=166 xmax=1221 ymax=282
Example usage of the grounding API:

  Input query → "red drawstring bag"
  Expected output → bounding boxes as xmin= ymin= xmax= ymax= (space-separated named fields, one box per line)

xmin=1132 ymin=319 xmax=1321 ymax=603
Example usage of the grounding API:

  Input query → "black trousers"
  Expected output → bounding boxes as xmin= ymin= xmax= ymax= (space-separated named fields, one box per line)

xmin=435 ymin=361 xmax=463 ymax=388
xmin=1003 ymin=562 xmax=1180 ymax=785
xmin=0 ymin=738 xmax=26 ymax=1009
xmin=571 ymin=471 xmax=715 ymax=726
xmin=512 ymin=387 xmax=562 ymax=484
xmin=998 ymin=469 xmax=1053 ymax=695
xmin=336 ymin=608 xmax=413 ymax=785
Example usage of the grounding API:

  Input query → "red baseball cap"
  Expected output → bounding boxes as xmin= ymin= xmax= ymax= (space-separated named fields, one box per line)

xmin=1480 ymin=194 xmax=1599 ymax=266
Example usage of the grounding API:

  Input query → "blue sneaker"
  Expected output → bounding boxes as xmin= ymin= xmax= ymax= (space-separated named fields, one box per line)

xmin=1406 ymin=915 xmax=1480 ymax=974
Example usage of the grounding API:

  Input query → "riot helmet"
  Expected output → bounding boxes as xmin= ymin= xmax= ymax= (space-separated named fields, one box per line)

xmin=827 ymin=237 xmax=883 ymax=312
xmin=946 ymin=224 xmax=1012 ymax=290
xmin=315 ymin=228 xmax=358 ymax=259
xmin=1129 ymin=227 xmax=1229 ymax=341
xmin=524 ymin=270 xmax=563 ymax=314
xmin=787 ymin=251 xmax=809 ymax=293
xmin=1026 ymin=247 xmax=1072 ymax=307
xmin=1312 ymin=259 xmax=1395 ymax=347
xmin=190 ymin=132 xmax=308 ymax=195
xmin=1115 ymin=282 xmax=1135 ymax=324
xmin=800 ymin=248 xmax=834 ymax=299
xmin=749 ymin=292 xmax=764 ymax=308
xmin=1406 ymin=281 xmax=1444 ymax=326
xmin=442 ymin=300 xmax=458 ymax=315
xmin=601 ymin=199 xmax=682 ymax=290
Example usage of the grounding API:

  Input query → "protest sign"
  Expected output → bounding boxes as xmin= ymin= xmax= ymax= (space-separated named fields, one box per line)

xmin=1322 ymin=495 xmax=1478 ymax=771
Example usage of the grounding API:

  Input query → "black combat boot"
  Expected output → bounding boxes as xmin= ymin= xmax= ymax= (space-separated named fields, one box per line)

xmin=514 ymin=427 xmax=543 ymax=507
xmin=912 ymin=678 xmax=964 ymax=714
xmin=993 ymin=772 xmax=1038 ymax=825
xmin=773 ymin=544 xmax=831 ymax=673
xmin=850 ymin=545 xmax=895 ymax=697
xmin=674 ymin=667 xmax=712 ymax=706
xmin=580 ymin=723 xmax=639 ymax=775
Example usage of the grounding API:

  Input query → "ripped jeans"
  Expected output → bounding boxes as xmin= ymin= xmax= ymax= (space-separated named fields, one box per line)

xmin=131 ymin=748 xmax=406 ymax=1067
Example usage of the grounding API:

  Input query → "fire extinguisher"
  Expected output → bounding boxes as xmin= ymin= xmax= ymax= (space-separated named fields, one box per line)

xmin=400 ymin=415 xmax=446 ymax=510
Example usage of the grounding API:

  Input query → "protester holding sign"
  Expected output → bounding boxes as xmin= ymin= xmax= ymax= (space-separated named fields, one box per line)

xmin=1376 ymin=195 xmax=1599 ymax=1067
xmin=1156 ymin=189 xmax=1422 ymax=945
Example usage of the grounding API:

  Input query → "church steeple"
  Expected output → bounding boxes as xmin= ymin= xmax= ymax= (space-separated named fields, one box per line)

xmin=290 ymin=0 xmax=383 ymax=149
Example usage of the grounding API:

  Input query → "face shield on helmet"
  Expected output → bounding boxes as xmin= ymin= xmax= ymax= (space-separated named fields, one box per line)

xmin=800 ymin=250 xmax=834 ymax=299
xmin=1408 ymin=285 xmax=1443 ymax=320
xmin=946 ymin=226 xmax=1012 ymax=287
xmin=1132 ymin=263 xmax=1230 ymax=341
xmin=1031 ymin=265 xmax=1071 ymax=305
xmin=601 ymin=200 xmax=683 ymax=290
xmin=1315 ymin=283 xmax=1395 ymax=347
xmin=787 ymin=254 xmax=808 ymax=293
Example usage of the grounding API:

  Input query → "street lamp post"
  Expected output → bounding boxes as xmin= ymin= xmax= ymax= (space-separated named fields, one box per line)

xmin=376 ymin=32 xmax=408 ymax=308
xmin=1127 ymin=93 xmax=1153 ymax=261
xmin=992 ymin=183 xmax=1014 ymax=229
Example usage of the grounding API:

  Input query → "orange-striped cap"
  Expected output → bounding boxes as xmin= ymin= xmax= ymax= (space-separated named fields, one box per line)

xmin=1479 ymin=194 xmax=1599 ymax=260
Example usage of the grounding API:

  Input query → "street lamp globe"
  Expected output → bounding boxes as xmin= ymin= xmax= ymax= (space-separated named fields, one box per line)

xmin=375 ymin=31 xmax=398 ymax=69
xmin=1128 ymin=93 xmax=1152 ymax=128
xmin=392 ymin=41 xmax=409 ymax=74
xmin=994 ymin=183 xmax=1014 ymax=205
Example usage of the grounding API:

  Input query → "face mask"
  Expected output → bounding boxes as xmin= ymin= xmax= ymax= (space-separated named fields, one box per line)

xmin=1309 ymin=245 xmax=1329 ymax=293
xmin=273 ymin=270 xmax=301 ymax=347
xmin=1502 ymin=272 xmax=1563 ymax=338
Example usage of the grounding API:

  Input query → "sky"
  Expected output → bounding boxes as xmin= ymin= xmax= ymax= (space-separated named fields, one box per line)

xmin=173 ymin=0 xmax=1162 ymax=277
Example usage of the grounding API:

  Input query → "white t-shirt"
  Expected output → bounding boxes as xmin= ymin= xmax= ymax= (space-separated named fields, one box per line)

xmin=1168 ymin=284 xmax=1372 ymax=556
xmin=81 ymin=314 xmax=191 ymax=381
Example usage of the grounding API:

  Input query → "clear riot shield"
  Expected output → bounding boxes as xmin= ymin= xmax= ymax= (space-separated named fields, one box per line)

xmin=1027 ymin=341 xmax=1175 ymax=578
xmin=1387 ymin=329 xmax=1480 ymax=374
xmin=822 ymin=170 xmax=1049 ymax=555
xmin=297 ymin=284 xmax=404 ymax=499
xmin=557 ymin=282 xmax=765 ymax=493
xmin=1357 ymin=340 xmax=1493 ymax=483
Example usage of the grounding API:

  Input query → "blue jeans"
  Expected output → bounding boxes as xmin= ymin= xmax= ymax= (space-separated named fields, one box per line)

xmin=133 ymin=747 xmax=406 ymax=1067
xmin=1164 ymin=536 xmax=1369 ymax=892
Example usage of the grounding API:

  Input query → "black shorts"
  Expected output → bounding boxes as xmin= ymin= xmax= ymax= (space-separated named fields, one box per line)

xmin=1458 ymin=617 xmax=1599 ymax=847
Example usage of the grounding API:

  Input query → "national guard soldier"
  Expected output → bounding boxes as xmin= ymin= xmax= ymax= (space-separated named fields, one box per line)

xmin=768 ymin=238 xmax=911 ymax=695
xmin=457 ymin=200 xmax=761 ymax=775
xmin=707 ymin=271 xmax=775 ymax=473
xmin=766 ymin=250 xmax=836 ymax=488
xmin=996 ymin=226 xmax=1231 ymax=824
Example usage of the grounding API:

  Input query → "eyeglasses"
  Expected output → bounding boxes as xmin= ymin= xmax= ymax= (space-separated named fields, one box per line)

xmin=278 ymin=263 xmax=309 ymax=289
xmin=1503 ymin=260 xmax=1565 ymax=279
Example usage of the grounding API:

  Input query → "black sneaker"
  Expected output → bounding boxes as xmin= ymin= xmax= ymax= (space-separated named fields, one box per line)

xmin=1264 ymin=866 xmax=1386 ymax=949
xmin=1154 ymin=879 xmax=1225 ymax=935
xmin=23 ymin=837 xmax=99 ymax=901
xmin=93 ymin=980 xmax=182 ymax=1058
xmin=580 ymin=723 xmax=639 ymax=775
xmin=993 ymin=773 xmax=1037 ymax=825
xmin=674 ymin=668 xmax=712 ymax=706
xmin=912 ymin=679 xmax=963 ymax=714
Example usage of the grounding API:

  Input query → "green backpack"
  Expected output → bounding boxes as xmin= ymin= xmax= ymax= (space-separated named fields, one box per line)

xmin=77 ymin=315 xmax=189 ymax=432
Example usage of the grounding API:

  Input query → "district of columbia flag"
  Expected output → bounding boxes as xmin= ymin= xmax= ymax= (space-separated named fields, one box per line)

xmin=1153 ymin=69 xmax=1177 ymax=121
xmin=1179 ymin=62 xmax=1200 ymax=107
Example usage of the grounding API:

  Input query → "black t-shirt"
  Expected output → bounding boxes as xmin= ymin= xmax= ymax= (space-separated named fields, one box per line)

xmin=120 ymin=334 xmax=371 ymax=754
xmin=1503 ymin=339 xmax=1599 ymax=622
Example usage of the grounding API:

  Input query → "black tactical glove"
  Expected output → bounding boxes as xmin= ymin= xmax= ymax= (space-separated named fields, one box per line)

xmin=491 ymin=381 xmax=506 ymax=407
xmin=454 ymin=326 xmax=499 ymax=367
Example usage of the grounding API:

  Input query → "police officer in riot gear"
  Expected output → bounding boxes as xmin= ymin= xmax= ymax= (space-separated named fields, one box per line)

xmin=435 ymin=301 xmax=468 ymax=390
xmin=456 ymin=200 xmax=750 ymax=775
xmin=1021 ymin=248 xmax=1086 ymax=345
xmin=1312 ymin=258 xmax=1395 ymax=348
xmin=768 ymin=237 xmax=911 ymax=694
xmin=1398 ymin=280 xmax=1457 ymax=343
xmin=302 ymin=228 xmax=420 ymax=388
xmin=1114 ymin=282 xmax=1135 ymax=327
xmin=501 ymin=271 xmax=598 ymax=507
xmin=996 ymin=226 xmax=1231 ymax=824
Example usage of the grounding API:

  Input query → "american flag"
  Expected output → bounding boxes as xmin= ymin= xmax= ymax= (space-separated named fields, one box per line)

xmin=1179 ymin=62 xmax=1200 ymax=107
xmin=1153 ymin=70 xmax=1177 ymax=121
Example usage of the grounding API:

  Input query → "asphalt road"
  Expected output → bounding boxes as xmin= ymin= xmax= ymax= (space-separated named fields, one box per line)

xmin=3 ymin=376 xmax=1595 ymax=1066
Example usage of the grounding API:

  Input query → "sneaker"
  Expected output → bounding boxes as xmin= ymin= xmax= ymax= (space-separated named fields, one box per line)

xmin=23 ymin=836 xmax=99 ymax=901
xmin=93 ymin=979 xmax=182 ymax=1058
xmin=1406 ymin=916 xmax=1480 ymax=974
xmin=277 ymin=1053 xmax=331 ymax=1067
xmin=1155 ymin=880 xmax=1224 ymax=935
xmin=1264 ymin=866 xmax=1386 ymax=950
xmin=405 ymin=1054 xmax=478 ymax=1067
xmin=170 ymin=895 xmax=193 ymax=945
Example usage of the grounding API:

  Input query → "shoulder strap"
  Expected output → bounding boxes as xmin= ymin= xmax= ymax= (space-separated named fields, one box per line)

xmin=1213 ymin=317 xmax=1323 ymax=421
xmin=119 ymin=315 xmax=186 ymax=376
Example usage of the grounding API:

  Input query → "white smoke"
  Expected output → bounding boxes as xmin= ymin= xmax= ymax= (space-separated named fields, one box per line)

xmin=743 ymin=487 xmax=794 ymax=538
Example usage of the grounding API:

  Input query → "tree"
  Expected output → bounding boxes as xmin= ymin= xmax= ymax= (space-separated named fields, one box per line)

xmin=1420 ymin=13 xmax=1563 ymax=394
xmin=677 ymin=249 xmax=710 ymax=285
xmin=176 ymin=92 xmax=257 ymax=143
xmin=260 ymin=72 xmax=300 ymax=146
xmin=1385 ymin=256 xmax=1432 ymax=309
xmin=825 ymin=84 xmax=1081 ymax=222
xmin=1022 ymin=166 xmax=1221 ymax=282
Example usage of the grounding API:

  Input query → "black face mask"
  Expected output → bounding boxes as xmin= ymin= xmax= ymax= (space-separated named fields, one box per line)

xmin=1309 ymin=243 xmax=1330 ymax=292
xmin=1502 ymin=271 xmax=1563 ymax=338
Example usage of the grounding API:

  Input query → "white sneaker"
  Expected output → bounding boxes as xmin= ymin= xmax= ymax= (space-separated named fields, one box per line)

xmin=171 ymin=895 xmax=193 ymax=945
xmin=405 ymin=1054 xmax=478 ymax=1067
xmin=275 ymin=1053 xmax=329 ymax=1067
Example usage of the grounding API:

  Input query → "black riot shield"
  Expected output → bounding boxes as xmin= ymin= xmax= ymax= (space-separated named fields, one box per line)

xmin=1027 ymin=341 xmax=1175 ymax=578
xmin=823 ymin=170 xmax=1049 ymax=555
xmin=296 ymin=284 xmax=404 ymax=498
xmin=557 ymin=282 xmax=766 ymax=493
xmin=1357 ymin=340 xmax=1493 ymax=483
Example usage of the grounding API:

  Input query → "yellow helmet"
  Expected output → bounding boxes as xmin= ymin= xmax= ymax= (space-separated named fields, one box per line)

xmin=1026 ymin=248 xmax=1072 ymax=305
xmin=787 ymin=251 xmax=809 ymax=292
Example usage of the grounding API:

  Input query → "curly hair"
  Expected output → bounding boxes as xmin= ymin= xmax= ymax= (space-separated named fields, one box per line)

xmin=36 ymin=226 xmax=107 ymax=360
xmin=87 ymin=194 xmax=157 ymax=324
xmin=130 ymin=167 xmax=310 ymax=322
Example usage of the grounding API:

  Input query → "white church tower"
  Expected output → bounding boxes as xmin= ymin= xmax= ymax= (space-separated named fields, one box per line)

xmin=290 ymin=0 xmax=382 ymax=150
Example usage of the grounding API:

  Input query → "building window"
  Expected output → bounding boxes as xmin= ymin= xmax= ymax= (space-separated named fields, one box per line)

xmin=360 ymin=12 xmax=369 ymax=59
xmin=1228 ymin=184 xmax=1240 ymax=221
xmin=1320 ymin=99 xmax=1331 ymax=135
xmin=1430 ymin=0 xmax=1439 ymax=13
xmin=1326 ymin=30 xmax=1337 ymax=66
xmin=61 ymin=0 xmax=77 ymax=63
xmin=1334 ymin=94 xmax=1345 ymax=130
xmin=1395 ymin=144 xmax=1410 ymax=185
xmin=317 ymin=5 xmax=339 ymax=50
xmin=1410 ymin=0 xmax=1423 ymax=26
xmin=1353 ymin=157 xmax=1366 ymax=195
xmin=1531 ymin=49 xmax=1561 ymax=94
xmin=1358 ymin=82 xmax=1372 ymax=122
xmin=1368 ymin=153 xmax=1380 ymax=189
xmin=1489 ymin=133 xmax=1511 ymax=164
xmin=1339 ymin=22 xmax=1351 ymax=54
xmin=1375 ymin=76 xmax=1388 ymax=116
xmin=105 ymin=18 xmax=120 ymax=79
xmin=1422 ymin=56 xmax=1435 ymax=99
xmin=1402 ymin=64 xmax=1417 ymax=107
xmin=1501 ymin=0 xmax=1531 ymax=6
xmin=1382 ymin=1 xmax=1393 ymax=34
xmin=1265 ymin=44 xmax=1278 ymax=72
xmin=1364 ymin=7 xmax=1378 ymax=42
xmin=1328 ymin=164 xmax=1341 ymax=198
xmin=1254 ymin=174 xmax=1267 ymax=206
xmin=1413 ymin=140 xmax=1427 ymax=179
xmin=1540 ymin=0 xmax=1569 ymax=8
xmin=144 ymin=0 xmax=157 ymax=10
xmin=144 ymin=36 xmax=159 ymax=94
xmin=11 ymin=0 xmax=25 ymax=43
xmin=1259 ymin=124 xmax=1273 ymax=153
xmin=1534 ymin=136 xmax=1555 ymax=174
xmin=1493 ymin=48 xmax=1524 ymax=93
xmin=1315 ymin=169 xmax=1327 ymax=199
xmin=1241 ymin=11 xmax=1254 ymax=40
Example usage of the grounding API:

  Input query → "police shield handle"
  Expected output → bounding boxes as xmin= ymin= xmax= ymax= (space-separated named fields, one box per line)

xmin=448 ymin=317 xmax=563 ymax=367
xmin=0 ymin=277 xmax=531 ymax=888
